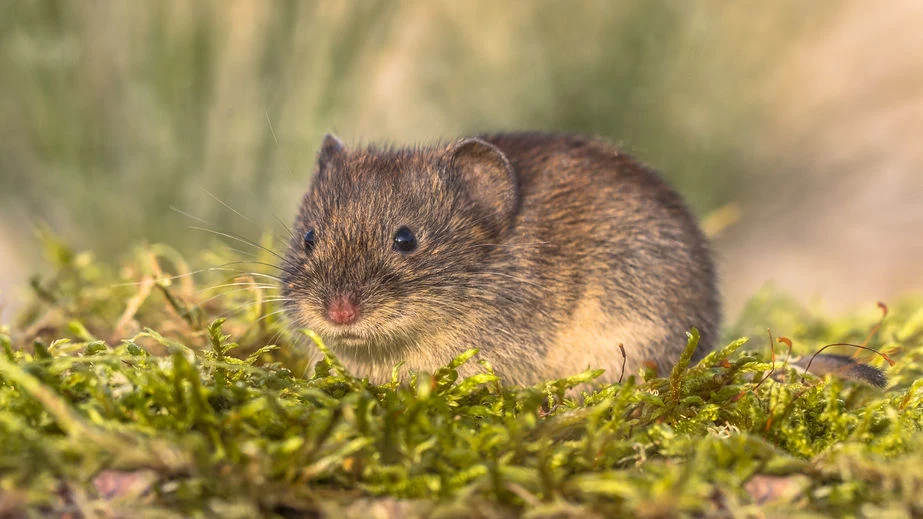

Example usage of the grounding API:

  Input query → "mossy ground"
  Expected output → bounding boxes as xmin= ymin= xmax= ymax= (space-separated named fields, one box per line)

xmin=1 ymin=236 xmax=922 ymax=518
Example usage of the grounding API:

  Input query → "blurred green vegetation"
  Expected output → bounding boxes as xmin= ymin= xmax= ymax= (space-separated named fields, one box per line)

xmin=1 ymin=0 xmax=829 ymax=265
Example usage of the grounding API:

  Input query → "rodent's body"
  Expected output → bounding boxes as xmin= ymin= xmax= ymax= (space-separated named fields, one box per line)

xmin=282 ymin=132 xmax=721 ymax=384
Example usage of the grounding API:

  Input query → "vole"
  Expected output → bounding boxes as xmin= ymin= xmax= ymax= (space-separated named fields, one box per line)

xmin=281 ymin=132 xmax=886 ymax=387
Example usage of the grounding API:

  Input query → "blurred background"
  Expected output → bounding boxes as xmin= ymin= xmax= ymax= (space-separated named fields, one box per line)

xmin=1 ymin=0 xmax=921 ymax=323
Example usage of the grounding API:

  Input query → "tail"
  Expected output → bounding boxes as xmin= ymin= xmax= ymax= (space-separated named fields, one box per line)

xmin=792 ymin=354 xmax=887 ymax=388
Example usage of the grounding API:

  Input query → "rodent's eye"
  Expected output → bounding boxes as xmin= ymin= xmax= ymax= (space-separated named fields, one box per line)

xmin=392 ymin=226 xmax=418 ymax=253
xmin=303 ymin=228 xmax=316 ymax=253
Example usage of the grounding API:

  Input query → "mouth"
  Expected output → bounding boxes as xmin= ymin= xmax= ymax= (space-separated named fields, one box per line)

xmin=295 ymin=301 xmax=415 ymax=352
xmin=322 ymin=323 xmax=417 ymax=352
xmin=318 ymin=323 xmax=385 ymax=348
xmin=329 ymin=330 xmax=369 ymax=347
xmin=306 ymin=317 xmax=423 ymax=364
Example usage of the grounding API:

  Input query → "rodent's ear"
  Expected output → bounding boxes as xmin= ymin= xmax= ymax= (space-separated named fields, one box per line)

xmin=447 ymin=138 xmax=519 ymax=229
xmin=318 ymin=134 xmax=346 ymax=167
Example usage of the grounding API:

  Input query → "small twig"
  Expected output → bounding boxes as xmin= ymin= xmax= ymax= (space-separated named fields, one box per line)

xmin=732 ymin=329 xmax=788 ymax=402
xmin=752 ymin=330 xmax=780 ymax=390
xmin=617 ymin=343 xmax=627 ymax=384
xmin=113 ymin=276 xmax=155 ymax=339
xmin=860 ymin=302 xmax=889 ymax=350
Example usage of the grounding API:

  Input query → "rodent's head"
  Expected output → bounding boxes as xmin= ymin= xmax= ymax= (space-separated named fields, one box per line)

xmin=281 ymin=135 xmax=519 ymax=361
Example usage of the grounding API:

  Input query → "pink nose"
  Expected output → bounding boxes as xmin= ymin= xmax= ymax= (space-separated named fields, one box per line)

xmin=327 ymin=295 xmax=359 ymax=325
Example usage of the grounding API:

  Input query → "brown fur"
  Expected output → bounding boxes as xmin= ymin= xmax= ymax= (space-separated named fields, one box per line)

xmin=281 ymin=132 xmax=721 ymax=384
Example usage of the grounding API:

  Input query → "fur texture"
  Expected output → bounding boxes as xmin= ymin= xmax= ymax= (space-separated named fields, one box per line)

xmin=281 ymin=132 xmax=721 ymax=384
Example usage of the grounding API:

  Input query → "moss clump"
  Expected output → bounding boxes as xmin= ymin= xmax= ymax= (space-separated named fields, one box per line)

xmin=2 ymin=237 xmax=922 ymax=518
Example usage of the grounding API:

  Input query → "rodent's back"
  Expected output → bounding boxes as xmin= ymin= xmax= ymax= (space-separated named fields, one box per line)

xmin=476 ymin=133 xmax=721 ymax=380
xmin=282 ymin=132 xmax=721 ymax=384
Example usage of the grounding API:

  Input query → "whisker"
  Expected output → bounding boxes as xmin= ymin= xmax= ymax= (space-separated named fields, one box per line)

xmin=109 ymin=266 xmax=277 ymax=288
xmin=271 ymin=213 xmax=297 ymax=244
xmin=176 ymin=195 xmax=293 ymax=249
xmin=216 ymin=244 xmax=266 ymax=260
xmin=216 ymin=298 xmax=294 ymax=319
xmin=188 ymin=226 xmax=298 ymax=271
xmin=265 ymin=110 xmax=296 ymax=181
xmin=263 ymin=110 xmax=303 ymax=244
xmin=207 ymin=261 xmax=288 ymax=279
xmin=171 ymin=205 xmax=296 ymax=270
xmin=202 ymin=188 xmax=253 ymax=223
xmin=254 ymin=308 xmax=289 ymax=325
xmin=170 ymin=206 xmax=214 ymax=227
xmin=198 ymin=286 xmax=279 ymax=306
xmin=197 ymin=282 xmax=279 ymax=294
xmin=257 ymin=298 xmax=294 ymax=305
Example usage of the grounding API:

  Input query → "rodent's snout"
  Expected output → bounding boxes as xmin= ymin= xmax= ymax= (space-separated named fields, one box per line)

xmin=326 ymin=293 xmax=360 ymax=325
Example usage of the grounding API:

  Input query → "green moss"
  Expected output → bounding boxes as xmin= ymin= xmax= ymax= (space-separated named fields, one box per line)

xmin=1 ymin=239 xmax=922 ymax=517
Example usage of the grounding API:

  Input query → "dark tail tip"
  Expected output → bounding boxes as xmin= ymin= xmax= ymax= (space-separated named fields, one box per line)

xmin=796 ymin=354 xmax=888 ymax=388
xmin=844 ymin=362 xmax=888 ymax=388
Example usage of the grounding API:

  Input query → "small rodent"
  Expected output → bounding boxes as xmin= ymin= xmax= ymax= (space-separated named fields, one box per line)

xmin=281 ymin=132 xmax=884 ymax=387
xmin=281 ymin=131 xmax=718 ymax=384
